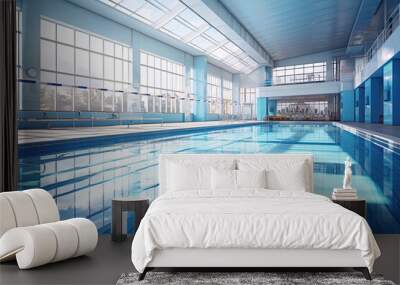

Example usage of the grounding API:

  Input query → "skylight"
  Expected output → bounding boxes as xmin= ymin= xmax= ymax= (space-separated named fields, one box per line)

xmin=190 ymin=36 xmax=214 ymax=51
xmin=98 ymin=0 xmax=259 ymax=73
xmin=162 ymin=19 xmax=193 ymax=39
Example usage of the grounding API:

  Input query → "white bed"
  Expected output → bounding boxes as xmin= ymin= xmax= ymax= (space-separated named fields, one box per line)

xmin=131 ymin=154 xmax=380 ymax=280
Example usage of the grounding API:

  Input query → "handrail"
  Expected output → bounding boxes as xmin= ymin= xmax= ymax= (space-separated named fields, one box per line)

xmin=270 ymin=79 xmax=338 ymax=87
xmin=18 ymin=111 xmax=167 ymax=129
xmin=17 ymin=79 xmax=246 ymax=108
xmin=365 ymin=3 xmax=400 ymax=63
xmin=17 ymin=80 xmax=255 ymax=122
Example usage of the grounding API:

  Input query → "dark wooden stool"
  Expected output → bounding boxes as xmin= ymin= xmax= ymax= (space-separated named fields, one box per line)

xmin=112 ymin=198 xmax=149 ymax=242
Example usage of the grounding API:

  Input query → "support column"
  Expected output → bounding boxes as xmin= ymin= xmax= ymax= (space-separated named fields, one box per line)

xmin=326 ymin=59 xmax=334 ymax=81
xmin=219 ymin=74 xmax=223 ymax=117
xmin=355 ymin=87 xmax=365 ymax=122
xmin=365 ymin=77 xmax=383 ymax=123
xmin=193 ymin=56 xmax=207 ymax=121
xmin=339 ymin=59 xmax=355 ymax=122
xmin=340 ymin=90 xmax=355 ymax=122
xmin=265 ymin=66 xmax=272 ymax=86
xmin=232 ymin=74 xmax=240 ymax=116
xmin=383 ymin=59 xmax=400 ymax=125
xmin=256 ymin=97 xmax=268 ymax=121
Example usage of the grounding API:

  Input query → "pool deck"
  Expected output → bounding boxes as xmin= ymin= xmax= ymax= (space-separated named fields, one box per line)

xmin=335 ymin=122 xmax=400 ymax=144
xmin=18 ymin=120 xmax=260 ymax=145
xmin=18 ymin=120 xmax=400 ymax=146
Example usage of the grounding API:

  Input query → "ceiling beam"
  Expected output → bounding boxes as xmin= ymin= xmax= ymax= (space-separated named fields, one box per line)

xmin=181 ymin=0 xmax=273 ymax=66
xmin=182 ymin=23 xmax=209 ymax=43
xmin=153 ymin=3 xmax=186 ymax=29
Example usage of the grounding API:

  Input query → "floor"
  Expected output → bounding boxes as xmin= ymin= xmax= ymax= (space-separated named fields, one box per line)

xmin=18 ymin=120 xmax=258 ymax=145
xmin=0 ymin=236 xmax=133 ymax=285
xmin=338 ymin=122 xmax=400 ymax=143
xmin=1 ymin=235 xmax=399 ymax=285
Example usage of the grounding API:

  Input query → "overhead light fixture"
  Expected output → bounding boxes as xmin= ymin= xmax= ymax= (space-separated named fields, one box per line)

xmin=98 ymin=0 xmax=259 ymax=73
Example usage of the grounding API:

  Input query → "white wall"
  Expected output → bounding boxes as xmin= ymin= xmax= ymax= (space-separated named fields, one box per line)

xmin=239 ymin=66 xmax=265 ymax=88
xmin=340 ymin=58 xmax=355 ymax=91
xmin=258 ymin=81 xmax=341 ymax=98
xmin=274 ymin=48 xmax=346 ymax=66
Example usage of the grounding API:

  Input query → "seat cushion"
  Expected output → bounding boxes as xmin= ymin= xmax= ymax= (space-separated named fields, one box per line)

xmin=0 ymin=192 xmax=39 ymax=227
xmin=0 ymin=226 xmax=57 ymax=269
xmin=24 ymin=189 xmax=59 ymax=223
xmin=42 ymin=221 xmax=79 ymax=262
xmin=64 ymin=218 xmax=98 ymax=257
xmin=0 ymin=196 xmax=17 ymax=237
xmin=0 ymin=189 xmax=59 ymax=239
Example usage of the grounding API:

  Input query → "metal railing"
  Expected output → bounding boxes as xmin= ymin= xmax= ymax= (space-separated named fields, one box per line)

xmin=17 ymin=81 xmax=255 ymax=128
xmin=365 ymin=4 xmax=400 ymax=63
xmin=18 ymin=110 xmax=167 ymax=129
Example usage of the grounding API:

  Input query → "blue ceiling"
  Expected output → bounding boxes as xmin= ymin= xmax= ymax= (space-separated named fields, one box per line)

xmin=220 ymin=0 xmax=363 ymax=60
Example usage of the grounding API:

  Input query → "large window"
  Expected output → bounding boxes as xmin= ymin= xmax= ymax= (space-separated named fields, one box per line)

xmin=277 ymin=101 xmax=329 ymax=120
xmin=222 ymin=78 xmax=232 ymax=115
xmin=240 ymin=88 xmax=256 ymax=119
xmin=272 ymin=62 xmax=326 ymax=85
xmin=207 ymin=74 xmax=221 ymax=114
xmin=140 ymin=50 xmax=185 ymax=113
xmin=39 ymin=18 xmax=132 ymax=112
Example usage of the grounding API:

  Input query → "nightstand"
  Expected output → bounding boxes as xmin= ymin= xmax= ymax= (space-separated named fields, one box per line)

xmin=112 ymin=198 xmax=149 ymax=242
xmin=332 ymin=199 xmax=366 ymax=218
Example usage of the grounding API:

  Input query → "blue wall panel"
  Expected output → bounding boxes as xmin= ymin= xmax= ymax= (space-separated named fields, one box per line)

xmin=364 ymin=77 xmax=383 ymax=123
xmin=383 ymin=59 xmax=400 ymax=125
xmin=340 ymin=90 xmax=354 ymax=122
xmin=268 ymin=99 xmax=277 ymax=116
xmin=354 ymin=87 xmax=365 ymax=122
xmin=256 ymin=97 xmax=268 ymax=121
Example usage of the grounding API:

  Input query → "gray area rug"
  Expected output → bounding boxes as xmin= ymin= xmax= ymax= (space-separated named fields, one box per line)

xmin=116 ymin=271 xmax=396 ymax=285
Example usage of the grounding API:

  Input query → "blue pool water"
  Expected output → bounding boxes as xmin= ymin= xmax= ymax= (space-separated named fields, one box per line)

xmin=19 ymin=123 xmax=400 ymax=234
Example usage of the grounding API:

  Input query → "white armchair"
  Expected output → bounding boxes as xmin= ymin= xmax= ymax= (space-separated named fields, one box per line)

xmin=0 ymin=188 xmax=98 ymax=269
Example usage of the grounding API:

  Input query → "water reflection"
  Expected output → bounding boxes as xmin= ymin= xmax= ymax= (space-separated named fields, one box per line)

xmin=19 ymin=124 xmax=400 ymax=233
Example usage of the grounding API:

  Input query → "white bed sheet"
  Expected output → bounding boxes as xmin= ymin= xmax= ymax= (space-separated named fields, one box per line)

xmin=131 ymin=190 xmax=380 ymax=273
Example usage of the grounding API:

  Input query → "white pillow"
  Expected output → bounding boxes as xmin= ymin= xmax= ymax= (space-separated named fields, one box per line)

xmin=167 ymin=163 xmax=209 ymax=191
xmin=266 ymin=161 xmax=307 ymax=191
xmin=238 ymin=159 xmax=307 ymax=191
xmin=167 ymin=160 xmax=235 ymax=192
xmin=236 ymin=169 xmax=267 ymax=189
xmin=211 ymin=168 xmax=236 ymax=190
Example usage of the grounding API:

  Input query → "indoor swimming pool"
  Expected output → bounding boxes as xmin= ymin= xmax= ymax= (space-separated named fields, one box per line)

xmin=19 ymin=123 xmax=400 ymax=234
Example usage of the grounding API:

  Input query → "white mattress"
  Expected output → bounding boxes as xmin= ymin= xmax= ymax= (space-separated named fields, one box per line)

xmin=131 ymin=190 xmax=380 ymax=273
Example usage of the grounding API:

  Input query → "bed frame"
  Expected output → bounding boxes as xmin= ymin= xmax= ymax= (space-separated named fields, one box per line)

xmin=139 ymin=248 xmax=371 ymax=280
xmin=138 ymin=154 xmax=371 ymax=281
